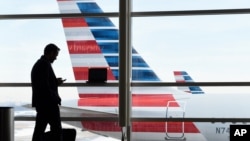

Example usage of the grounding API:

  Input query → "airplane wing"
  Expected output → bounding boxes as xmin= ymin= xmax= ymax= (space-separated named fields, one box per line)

xmin=56 ymin=0 xmax=208 ymax=141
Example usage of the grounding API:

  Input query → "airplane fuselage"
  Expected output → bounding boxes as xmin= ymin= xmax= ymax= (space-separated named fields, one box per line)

xmin=76 ymin=93 xmax=250 ymax=141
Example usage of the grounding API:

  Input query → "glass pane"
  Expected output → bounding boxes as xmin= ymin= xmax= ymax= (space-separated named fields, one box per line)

xmin=0 ymin=0 xmax=118 ymax=14
xmin=131 ymin=13 xmax=250 ymax=141
xmin=0 ymin=16 xmax=120 ymax=137
xmin=131 ymin=121 xmax=249 ymax=141
xmin=130 ymin=85 xmax=250 ymax=140
xmin=0 ymin=0 xmax=121 ymax=137
xmin=132 ymin=15 xmax=250 ymax=93
xmin=0 ymin=1 xmax=59 ymax=14
xmin=133 ymin=0 xmax=250 ymax=11
xmin=132 ymin=15 xmax=250 ymax=84
xmin=0 ymin=19 xmax=74 ymax=82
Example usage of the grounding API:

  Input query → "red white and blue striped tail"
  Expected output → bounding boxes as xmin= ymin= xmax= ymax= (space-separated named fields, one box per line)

xmin=57 ymin=0 xmax=160 ymax=82
xmin=174 ymin=71 xmax=204 ymax=94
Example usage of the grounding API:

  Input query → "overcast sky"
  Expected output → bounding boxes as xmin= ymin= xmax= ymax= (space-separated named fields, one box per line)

xmin=0 ymin=0 xmax=250 ymax=102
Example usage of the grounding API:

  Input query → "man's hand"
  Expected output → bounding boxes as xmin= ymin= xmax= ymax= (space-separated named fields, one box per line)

xmin=57 ymin=77 xmax=66 ymax=85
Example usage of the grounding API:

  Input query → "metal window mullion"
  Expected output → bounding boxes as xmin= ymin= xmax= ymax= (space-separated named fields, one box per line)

xmin=1 ymin=8 xmax=250 ymax=20
xmin=119 ymin=0 xmax=132 ymax=140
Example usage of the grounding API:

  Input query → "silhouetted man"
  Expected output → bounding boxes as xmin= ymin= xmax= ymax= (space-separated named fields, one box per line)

xmin=31 ymin=43 xmax=65 ymax=141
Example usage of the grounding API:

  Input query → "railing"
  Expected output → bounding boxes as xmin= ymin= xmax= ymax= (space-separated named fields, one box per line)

xmin=14 ymin=116 xmax=250 ymax=123
xmin=1 ymin=8 xmax=250 ymax=20
xmin=1 ymin=82 xmax=250 ymax=87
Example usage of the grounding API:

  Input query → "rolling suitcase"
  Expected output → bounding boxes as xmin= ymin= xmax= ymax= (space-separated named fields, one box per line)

xmin=44 ymin=128 xmax=76 ymax=141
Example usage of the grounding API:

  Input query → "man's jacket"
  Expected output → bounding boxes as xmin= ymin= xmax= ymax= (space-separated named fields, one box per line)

xmin=31 ymin=55 xmax=61 ymax=108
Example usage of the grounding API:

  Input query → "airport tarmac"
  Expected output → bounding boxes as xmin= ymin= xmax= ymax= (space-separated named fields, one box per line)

xmin=15 ymin=121 xmax=119 ymax=141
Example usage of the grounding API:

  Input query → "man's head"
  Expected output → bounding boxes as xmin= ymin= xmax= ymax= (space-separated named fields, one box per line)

xmin=44 ymin=43 xmax=60 ymax=63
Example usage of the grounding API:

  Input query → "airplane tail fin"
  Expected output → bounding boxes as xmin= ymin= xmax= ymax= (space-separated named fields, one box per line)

xmin=174 ymin=71 xmax=204 ymax=94
xmin=57 ymin=0 xmax=160 ymax=82
xmin=56 ymin=0 xmax=161 ymax=109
